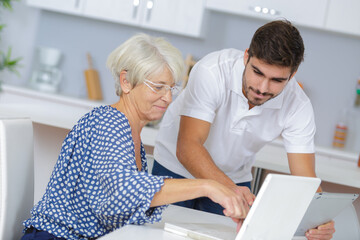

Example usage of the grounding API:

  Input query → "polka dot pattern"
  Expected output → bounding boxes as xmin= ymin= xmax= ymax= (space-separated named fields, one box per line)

xmin=23 ymin=105 xmax=167 ymax=239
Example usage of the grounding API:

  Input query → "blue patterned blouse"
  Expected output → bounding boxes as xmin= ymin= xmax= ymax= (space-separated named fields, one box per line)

xmin=23 ymin=105 xmax=168 ymax=239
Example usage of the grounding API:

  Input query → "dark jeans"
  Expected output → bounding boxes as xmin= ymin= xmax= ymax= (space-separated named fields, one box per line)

xmin=152 ymin=160 xmax=251 ymax=216
xmin=20 ymin=227 xmax=66 ymax=240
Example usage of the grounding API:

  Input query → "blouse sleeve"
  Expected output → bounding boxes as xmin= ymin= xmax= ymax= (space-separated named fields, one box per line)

xmin=82 ymin=115 xmax=168 ymax=228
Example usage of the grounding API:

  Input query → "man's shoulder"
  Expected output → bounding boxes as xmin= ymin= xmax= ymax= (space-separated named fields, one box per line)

xmin=288 ymin=79 xmax=310 ymax=101
xmin=282 ymin=79 xmax=313 ymax=112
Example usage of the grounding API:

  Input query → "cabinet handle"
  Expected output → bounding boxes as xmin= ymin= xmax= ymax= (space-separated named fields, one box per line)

xmin=145 ymin=0 xmax=154 ymax=22
xmin=250 ymin=6 xmax=280 ymax=16
xmin=133 ymin=0 xmax=140 ymax=19
xmin=74 ymin=0 xmax=80 ymax=9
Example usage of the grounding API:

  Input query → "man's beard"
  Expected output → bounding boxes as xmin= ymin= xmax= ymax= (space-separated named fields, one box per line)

xmin=242 ymin=73 xmax=276 ymax=107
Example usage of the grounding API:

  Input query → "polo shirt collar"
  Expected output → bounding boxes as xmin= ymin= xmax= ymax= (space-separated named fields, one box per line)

xmin=230 ymin=57 xmax=245 ymax=97
xmin=230 ymin=57 xmax=285 ymax=109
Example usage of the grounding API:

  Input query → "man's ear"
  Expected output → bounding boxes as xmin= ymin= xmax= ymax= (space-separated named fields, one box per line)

xmin=244 ymin=48 xmax=249 ymax=65
xmin=289 ymin=71 xmax=297 ymax=81
xmin=119 ymin=70 xmax=131 ymax=94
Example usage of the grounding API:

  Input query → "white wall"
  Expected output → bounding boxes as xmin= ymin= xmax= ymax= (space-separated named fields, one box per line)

xmin=0 ymin=1 xmax=39 ymax=86
xmin=2 ymin=2 xmax=360 ymax=152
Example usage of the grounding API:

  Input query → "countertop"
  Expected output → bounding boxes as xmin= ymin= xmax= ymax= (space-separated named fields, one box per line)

xmin=1 ymin=84 xmax=359 ymax=188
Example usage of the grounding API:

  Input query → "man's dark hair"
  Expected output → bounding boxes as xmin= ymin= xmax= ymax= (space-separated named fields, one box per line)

xmin=248 ymin=20 xmax=304 ymax=74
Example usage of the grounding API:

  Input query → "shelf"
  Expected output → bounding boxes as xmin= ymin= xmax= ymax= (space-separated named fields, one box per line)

xmin=0 ymin=84 xmax=158 ymax=146
xmin=1 ymin=84 xmax=359 ymax=188
xmin=255 ymin=141 xmax=360 ymax=188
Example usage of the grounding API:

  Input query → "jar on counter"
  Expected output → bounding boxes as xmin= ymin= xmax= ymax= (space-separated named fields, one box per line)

xmin=332 ymin=109 xmax=349 ymax=149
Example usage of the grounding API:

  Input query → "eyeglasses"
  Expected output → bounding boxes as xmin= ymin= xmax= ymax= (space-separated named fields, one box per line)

xmin=144 ymin=79 xmax=180 ymax=95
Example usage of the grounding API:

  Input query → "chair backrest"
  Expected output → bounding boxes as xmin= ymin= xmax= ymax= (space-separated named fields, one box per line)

xmin=0 ymin=117 xmax=34 ymax=240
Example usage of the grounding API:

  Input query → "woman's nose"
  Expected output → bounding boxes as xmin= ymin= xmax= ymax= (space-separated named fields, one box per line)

xmin=161 ymin=90 xmax=172 ymax=103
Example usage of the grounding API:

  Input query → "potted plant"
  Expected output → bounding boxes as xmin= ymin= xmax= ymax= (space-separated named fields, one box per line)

xmin=0 ymin=0 xmax=22 ymax=87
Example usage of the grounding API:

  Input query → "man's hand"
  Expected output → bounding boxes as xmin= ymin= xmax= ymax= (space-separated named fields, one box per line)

xmin=305 ymin=221 xmax=335 ymax=240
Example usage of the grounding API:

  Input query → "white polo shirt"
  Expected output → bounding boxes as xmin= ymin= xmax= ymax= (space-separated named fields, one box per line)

xmin=154 ymin=49 xmax=315 ymax=183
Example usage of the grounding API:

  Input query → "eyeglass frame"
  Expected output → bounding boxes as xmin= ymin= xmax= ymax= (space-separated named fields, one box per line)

xmin=143 ymin=79 xmax=179 ymax=95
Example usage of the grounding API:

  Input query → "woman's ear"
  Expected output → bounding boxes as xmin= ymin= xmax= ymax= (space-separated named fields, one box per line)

xmin=119 ymin=70 xmax=131 ymax=94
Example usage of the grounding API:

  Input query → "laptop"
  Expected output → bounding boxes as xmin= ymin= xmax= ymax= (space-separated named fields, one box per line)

xmin=165 ymin=174 xmax=321 ymax=240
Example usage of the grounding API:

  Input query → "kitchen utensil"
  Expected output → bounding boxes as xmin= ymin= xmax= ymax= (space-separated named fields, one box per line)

xmin=84 ymin=53 xmax=102 ymax=100
xmin=29 ymin=47 xmax=62 ymax=93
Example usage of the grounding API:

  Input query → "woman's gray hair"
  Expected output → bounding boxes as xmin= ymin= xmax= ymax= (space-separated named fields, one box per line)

xmin=106 ymin=33 xmax=185 ymax=96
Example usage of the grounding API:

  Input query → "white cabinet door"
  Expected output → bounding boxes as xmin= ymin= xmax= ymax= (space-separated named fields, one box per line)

xmin=27 ymin=0 xmax=84 ymax=14
xmin=257 ymin=0 xmax=327 ymax=28
xmin=325 ymin=0 xmax=360 ymax=36
xmin=206 ymin=0 xmax=327 ymax=29
xmin=28 ymin=0 xmax=206 ymax=37
xmin=140 ymin=0 xmax=205 ymax=37
xmin=83 ymin=0 xmax=144 ymax=26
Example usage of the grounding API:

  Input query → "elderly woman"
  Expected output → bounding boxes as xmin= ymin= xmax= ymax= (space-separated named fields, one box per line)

xmin=21 ymin=34 xmax=251 ymax=240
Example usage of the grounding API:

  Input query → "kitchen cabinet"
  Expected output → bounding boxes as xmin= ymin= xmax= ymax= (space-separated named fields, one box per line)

xmin=325 ymin=0 xmax=360 ymax=36
xmin=27 ymin=0 xmax=85 ymax=15
xmin=206 ymin=0 xmax=328 ymax=29
xmin=82 ymin=0 xmax=142 ymax=26
xmin=140 ymin=0 xmax=205 ymax=37
xmin=26 ymin=0 xmax=206 ymax=38
xmin=83 ymin=0 xmax=206 ymax=37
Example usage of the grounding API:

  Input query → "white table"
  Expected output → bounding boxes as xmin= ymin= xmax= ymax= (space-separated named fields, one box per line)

xmin=98 ymin=205 xmax=310 ymax=240
xmin=99 ymin=205 xmax=237 ymax=240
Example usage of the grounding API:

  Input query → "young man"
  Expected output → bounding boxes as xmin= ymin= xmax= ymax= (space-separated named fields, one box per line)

xmin=153 ymin=20 xmax=335 ymax=239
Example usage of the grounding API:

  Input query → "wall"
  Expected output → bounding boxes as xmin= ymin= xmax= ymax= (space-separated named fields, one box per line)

xmin=0 ymin=1 xmax=39 ymax=86
xmin=2 ymin=2 xmax=360 ymax=152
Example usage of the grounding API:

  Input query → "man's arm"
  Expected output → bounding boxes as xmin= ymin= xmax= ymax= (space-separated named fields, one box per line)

xmin=176 ymin=116 xmax=255 ymax=204
xmin=176 ymin=116 xmax=233 ymax=187
xmin=287 ymin=152 xmax=316 ymax=177
xmin=287 ymin=152 xmax=321 ymax=192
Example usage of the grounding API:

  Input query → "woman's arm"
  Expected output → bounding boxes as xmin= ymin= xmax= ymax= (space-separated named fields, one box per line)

xmin=151 ymin=178 xmax=250 ymax=219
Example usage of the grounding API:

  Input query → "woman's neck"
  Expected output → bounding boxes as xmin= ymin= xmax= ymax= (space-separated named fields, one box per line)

xmin=111 ymin=97 xmax=146 ymax=137
xmin=112 ymin=96 xmax=145 ymax=171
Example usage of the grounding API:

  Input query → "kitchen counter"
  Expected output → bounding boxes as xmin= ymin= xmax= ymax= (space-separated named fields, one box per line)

xmin=1 ymin=84 xmax=360 ymax=189
xmin=0 ymin=84 xmax=159 ymax=146
xmin=255 ymin=139 xmax=360 ymax=188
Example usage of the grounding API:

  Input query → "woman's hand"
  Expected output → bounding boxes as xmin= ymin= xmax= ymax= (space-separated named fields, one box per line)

xmin=204 ymin=180 xmax=251 ymax=219
xmin=305 ymin=221 xmax=335 ymax=240
xmin=231 ymin=185 xmax=256 ymax=206
xmin=231 ymin=218 xmax=244 ymax=232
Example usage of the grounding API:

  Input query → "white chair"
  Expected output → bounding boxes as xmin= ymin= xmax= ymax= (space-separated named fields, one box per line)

xmin=332 ymin=204 xmax=360 ymax=240
xmin=0 ymin=117 xmax=34 ymax=240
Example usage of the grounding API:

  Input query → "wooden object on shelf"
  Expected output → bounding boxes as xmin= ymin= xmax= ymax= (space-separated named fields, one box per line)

xmin=183 ymin=54 xmax=197 ymax=88
xmin=84 ymin=53 xmax=103 ymax=100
